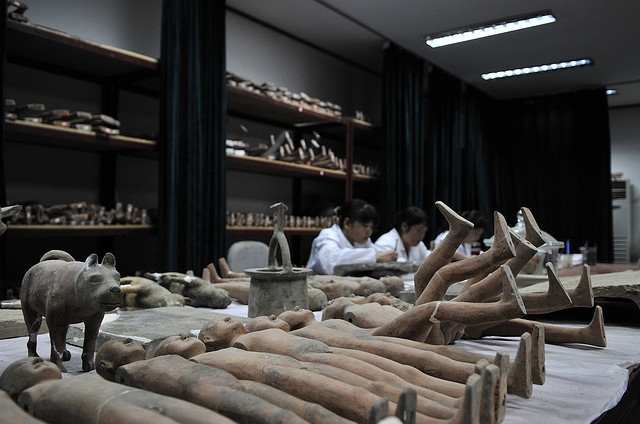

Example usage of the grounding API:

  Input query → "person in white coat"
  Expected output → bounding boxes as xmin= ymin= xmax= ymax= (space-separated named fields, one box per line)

xmin=433 ymin=209 xmax=488 ymax=261
xmin=375 ymin=206 xmax=430 ymax=263
xmin=306 ymin=199 xmax=398 ymax=275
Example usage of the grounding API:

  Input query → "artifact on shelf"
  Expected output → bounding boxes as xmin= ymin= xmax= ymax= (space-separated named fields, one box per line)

xmin=7 ymin=0 xmax=29 ymax=23
xmin=226 ymin=70 xmax=343 ymax=117
xmin=225 ymin=125 xmax=377 ymax=176
xmin=226 ymin=210 xmax=335 ymax=229
xmin=43 ymin=109 xmax=91 ymax=131
xmin=4 ymin=99 xmax=17 ymax=120
xmin=8 ymin=201 xmax=151 ymax=226
xmin=91 ymin=113 xmax=121 ymax=136
xmin=39 ymin=109 xmax=70 ymax=125
xmin=6 ymin=99 xmax=126 ymax=136
xmin=0 ymin=204 xmax=22 ymax=236
xmin=20 ymin=249 xmax=124 ymax=372
xmin=12 ymin=102 xmax=45 ymax=122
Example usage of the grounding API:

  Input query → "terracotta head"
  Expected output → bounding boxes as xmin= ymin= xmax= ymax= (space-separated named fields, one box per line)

xmin=95 ymin=338 xmax=146 ymax=381
xmin=198 ymin=317 xmax=247 ymax=351
xmin=154 ymin=333 xmax=206 ymax=358
xmin=0 ymin=357 xmax=62 ymax=400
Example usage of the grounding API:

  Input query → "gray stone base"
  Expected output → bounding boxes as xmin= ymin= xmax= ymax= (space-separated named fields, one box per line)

xmin=67 ymin=306 xmax=250 ymax=356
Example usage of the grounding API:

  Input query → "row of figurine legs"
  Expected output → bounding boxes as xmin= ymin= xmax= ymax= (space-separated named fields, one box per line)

xmin=1 ymin=308 xmax=549 ymax=424
xmin=323 ymin=200 xmax=604 ymax=350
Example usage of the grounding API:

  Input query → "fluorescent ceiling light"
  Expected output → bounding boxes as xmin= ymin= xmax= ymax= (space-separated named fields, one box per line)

xmin=426 ymin=12 xmax=556 ymax=48
xmin=481 ymin=58 xmax=592 ymax=80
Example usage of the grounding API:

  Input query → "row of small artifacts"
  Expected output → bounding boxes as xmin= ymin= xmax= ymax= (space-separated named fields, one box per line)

xmin=7 ymin=201 xmax=151 ymax=226
xmin=5 ymin=99 xmax=121 ymax=136
xmin=227 ymin=71 xmax=343 ymax=118
xmin=226 ymin=130 xmax=380 ymax=177
xmin=227 ymin=210 xmax=337 ymax=229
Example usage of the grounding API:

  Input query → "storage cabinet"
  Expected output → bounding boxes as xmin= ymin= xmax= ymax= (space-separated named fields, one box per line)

xmin=1 ymin=19 xmax=159 ymax=295
xmin=225 ymin=85 xmax=382 ymax=266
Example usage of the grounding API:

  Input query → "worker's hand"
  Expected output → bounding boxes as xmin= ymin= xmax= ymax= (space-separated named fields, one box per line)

xmin=376 ymin=250 xmax=398 ymax=263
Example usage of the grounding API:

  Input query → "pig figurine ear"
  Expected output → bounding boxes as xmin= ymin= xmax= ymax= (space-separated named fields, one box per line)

xmin=102 ymin=253 xmax=116 ymax=268
xmin=84 ymin=253 xmax=99 ymax=270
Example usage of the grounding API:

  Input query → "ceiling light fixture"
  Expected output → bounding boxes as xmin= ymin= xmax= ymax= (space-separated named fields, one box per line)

xmin=425 ymin=11 xmax=556 ymax=48
xmin=606 ymin=89 xmax=618 ymax=96
xmin=481 ymin=58 xmax=592 ymax=80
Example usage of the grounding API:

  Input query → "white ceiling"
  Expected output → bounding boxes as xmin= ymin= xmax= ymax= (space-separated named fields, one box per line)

xmin=226 ymin=0 xmax=640 ymax=108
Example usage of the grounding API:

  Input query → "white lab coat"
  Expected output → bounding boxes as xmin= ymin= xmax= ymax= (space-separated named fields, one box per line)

xmin=375 ymin=228 xmax=430 ymax=262
xmin=434 ymin=231 xmax=474 ymax=256
xmin=306 ymin=224 xmax=381 ymax=275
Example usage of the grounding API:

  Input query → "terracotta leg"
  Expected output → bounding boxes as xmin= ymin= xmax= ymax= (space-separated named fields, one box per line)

xmin=375 ymin=265 xmax=526 ymax=342
xmin=491 ymin=352 xmax=509 ymax=423
xmin=416 ymin=212 xmax=516 ymax=304
xmin=530 ymin=324 xmax=546 ymax=385
xmin=507 ymin=332 xmax=533 ymax=398
xmin=456 ymin=206 xmax=544 ymax=297
xmin=453 ymin=373 xmax=482 ymax=424
xmin=458 ymin=272 xmax=488 ymax=294
xmin=207 ymin=263 xmax=225 ymax=283
xmin=479 ymin=363 xmax=501 ymax=424
xmin=521 ymin=207 xmax=546 ymax=248
xmin=566 ymin=265 xmax=595 ymax=308
xmin=463 ymin=305 xmax=606 ymax=347
xmin=454 ymin=228 xmax=538 ymax=304
xmin=520 ymin=263 xmax=573 ymax=314
xmin=422 ymin=322 xmax=444 ymax=345
xmin=414 ymin=201 xmax=473 ymax=299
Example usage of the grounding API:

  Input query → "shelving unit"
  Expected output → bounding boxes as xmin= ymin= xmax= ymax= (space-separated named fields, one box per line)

xmin=225 ymin=85 xmax=383 ymax=265
xmin=7 ymin=224 xmax=154 ymax=237
xmin=5 ymin=120 xmax=156 ymax=153
xmin=1 ymin=20 xmax=160 ymax=295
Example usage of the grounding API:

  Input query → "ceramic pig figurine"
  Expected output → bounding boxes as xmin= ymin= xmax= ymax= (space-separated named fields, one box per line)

xmin=21 ymin=250 xmax=123 ymax=372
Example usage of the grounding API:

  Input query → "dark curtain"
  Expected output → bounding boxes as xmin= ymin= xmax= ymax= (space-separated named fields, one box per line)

xmin=382 ymin=43 xmax=425 ymax=226
xmin=159 ymin=0 xmax=226 ymax=272
xmin=0 ymin=6 xmax=8 ymax=297
xmin=488 ymin=88 xmax=612 ymax=260
xmin=425 ymin=67 xmax=494 ymax=239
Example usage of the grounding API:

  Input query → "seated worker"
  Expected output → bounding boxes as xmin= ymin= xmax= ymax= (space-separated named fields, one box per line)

xmin=433 ymin=209 xmax=488 ymax=261
xmin=306 ymin=199 xmax=397 ymax=275
xmin=375 ymin=206 xmax=430 ymax=263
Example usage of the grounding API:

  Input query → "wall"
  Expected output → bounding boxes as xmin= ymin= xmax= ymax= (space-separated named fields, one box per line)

xmin=226 ymin=11 xmax=382 ymax=123
xmin=610 ymin=105 xmax=640 ymax=263
xmin=17 ymin=0 xmax=161 ymax=57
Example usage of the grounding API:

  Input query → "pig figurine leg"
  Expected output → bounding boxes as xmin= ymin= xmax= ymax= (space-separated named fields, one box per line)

xmin=47 ymin=324 xmax=72 ymax=372
xmin=81 ymin=314 xmax=107 ymax=371
xmin=23 ymin=312 xmax=44 ymax=361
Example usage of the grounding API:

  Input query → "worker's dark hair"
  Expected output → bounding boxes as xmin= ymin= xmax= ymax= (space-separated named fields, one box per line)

xmin=336 ymin=199 xmax=378 ymax=228
xmin=461 ymin=209 xmax=488 ymax=230
xmin=393 ymin=206 xmax=428 ymax=232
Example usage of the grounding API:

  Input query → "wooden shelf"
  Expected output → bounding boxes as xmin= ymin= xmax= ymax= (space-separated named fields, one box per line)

xmin=226 ymin=154 xmax=348 ymax=180
xmin=6 ymin=20 xmax=158 ymax=87
xmin=6 ymin=224 xmax=155 ymax=237
xmin=227 ymin=86 xmax=343 ymax=126
xmin=5 ymin=120 xmax=156 ymax=152
xmin=227 ymin=226 xmax=322 ymax=237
